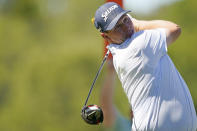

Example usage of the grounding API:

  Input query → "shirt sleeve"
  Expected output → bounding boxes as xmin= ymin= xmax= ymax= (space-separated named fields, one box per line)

xmin=142 ymin=28 xmax=168 ymax=68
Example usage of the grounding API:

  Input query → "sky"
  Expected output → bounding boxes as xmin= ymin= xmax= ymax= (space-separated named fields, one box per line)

xmin=123 ymin=0 xmax=182 ymax=15
xmin=0 ymin=0 xmax=181 ymax=17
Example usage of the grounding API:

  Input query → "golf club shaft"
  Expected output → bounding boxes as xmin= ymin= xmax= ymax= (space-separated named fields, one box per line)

xmin=83 ymin=50 xmax=110 ymax=107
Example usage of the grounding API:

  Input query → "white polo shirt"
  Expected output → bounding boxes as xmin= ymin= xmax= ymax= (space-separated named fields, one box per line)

xmin=107 ymin=28 xmax=197 ymax=131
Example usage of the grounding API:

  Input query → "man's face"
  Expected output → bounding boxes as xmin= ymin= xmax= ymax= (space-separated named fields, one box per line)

xmin=103 ymin=14 xmax=134 ymax=44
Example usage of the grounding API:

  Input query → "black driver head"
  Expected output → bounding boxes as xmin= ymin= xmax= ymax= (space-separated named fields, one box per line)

xmin=81 ymin=104 xmax=104 ymax=125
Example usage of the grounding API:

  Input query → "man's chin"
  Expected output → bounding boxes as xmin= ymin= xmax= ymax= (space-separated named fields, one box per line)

xmin=117 ymin=39 xmax=127 ymax=45
xmin=113 ymin=34 xmax=132 ymax=44
xmin=128 ymin=29 xmax=134 ymax=38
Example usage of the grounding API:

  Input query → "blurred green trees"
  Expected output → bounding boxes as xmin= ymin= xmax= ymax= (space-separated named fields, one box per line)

xmin=0 ymin=0 xmax=196 ymax=131
xmin=0 ymin=0 xmax=40 ymax=19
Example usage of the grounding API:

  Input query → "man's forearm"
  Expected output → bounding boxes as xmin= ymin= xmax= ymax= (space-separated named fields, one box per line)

xmin=132 ymin=18 xmax=181 ymax=45
xmin=133 ymin=19 xmax=179 ymax=32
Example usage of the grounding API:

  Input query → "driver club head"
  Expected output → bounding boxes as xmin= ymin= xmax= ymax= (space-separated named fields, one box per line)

xmin=81 ymin=104 xmax=104 ymax=125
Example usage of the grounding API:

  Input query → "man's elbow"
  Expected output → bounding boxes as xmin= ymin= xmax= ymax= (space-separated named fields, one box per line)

xmin=175 ymin=25 xmax=181 ymax=38
xmin=166 ymin=24 xmax=182 ymax=46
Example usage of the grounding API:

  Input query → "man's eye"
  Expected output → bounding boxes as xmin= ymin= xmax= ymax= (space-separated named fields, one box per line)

xmin=115 ymin=23 xmax=122 ymax=29
xmin=116 ymin=24 xmax=121 ymax=28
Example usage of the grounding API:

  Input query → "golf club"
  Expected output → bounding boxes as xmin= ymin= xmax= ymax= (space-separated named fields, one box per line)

xmin=81 ymin=50 xmax=110 ymax=125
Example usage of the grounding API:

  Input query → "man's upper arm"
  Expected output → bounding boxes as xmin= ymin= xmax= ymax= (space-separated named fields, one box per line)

xmin=165 ymin=24 xmax=181 ymax=46
xmin=133 ymin=19 xmax=181 ymax=46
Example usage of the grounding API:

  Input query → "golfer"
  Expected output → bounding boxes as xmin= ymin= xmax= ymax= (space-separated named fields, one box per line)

xmin=93 ymin=2 xmax=197 ymax=131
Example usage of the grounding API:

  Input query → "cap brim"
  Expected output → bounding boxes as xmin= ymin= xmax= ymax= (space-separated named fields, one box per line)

xmin=105 ymin=10 xmax=131 ymax=31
